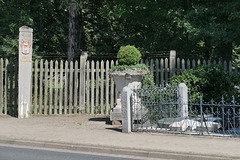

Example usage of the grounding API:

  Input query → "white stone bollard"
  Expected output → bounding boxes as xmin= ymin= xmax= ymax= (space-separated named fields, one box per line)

xmin=178 ymin=83 xmax=188 ymax=118
xmin=121 ymin=87 xmax=132 ymax=133
xmin=18 ymin=26 xmax=33 ymax=118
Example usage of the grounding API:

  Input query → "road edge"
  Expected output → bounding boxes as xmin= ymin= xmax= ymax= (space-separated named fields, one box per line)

xmin=0 ymin=137 xmax=236 ymax=160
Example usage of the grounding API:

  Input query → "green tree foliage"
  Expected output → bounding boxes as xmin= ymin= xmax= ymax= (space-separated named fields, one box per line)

xmin=170 ymin=65 xmax=240 ymax=102
xmin=105 ymin=0 xmax=240 ymax=60
xmin=0 ymin=0 xmax=68 ymax=59
xmin=0 ymin=1 xmax=240 ymax=61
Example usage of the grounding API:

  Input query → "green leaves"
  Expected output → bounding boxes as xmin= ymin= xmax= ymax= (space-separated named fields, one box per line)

xmin=170 ymin=64 xmax=240 ymax=102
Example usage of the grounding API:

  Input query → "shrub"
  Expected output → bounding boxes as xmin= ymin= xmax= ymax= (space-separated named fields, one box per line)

xmin=117 ymin=45 xmax=141 ymax=65
xmin=170 ymin=64 xmax=240 ymax=102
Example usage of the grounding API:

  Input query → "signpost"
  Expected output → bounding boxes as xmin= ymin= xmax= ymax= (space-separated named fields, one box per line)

xmin=18 ymin=26 xmax=33 ymax=118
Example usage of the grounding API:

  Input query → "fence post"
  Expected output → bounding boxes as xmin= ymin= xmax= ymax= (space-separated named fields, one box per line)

xmin=18 ymin=26 xmax=33 ymax=118
xmin=79 ymin=52 xmax=88 ymax=113
xmin=121 ymin=87 xmax=132 ymax=133
xmin=170 ymin=50 xmax=176 ymax=78
xmin=178 ymin=83 xmax=188 ymax=118
xmin=200 ymin=96 xmax=203 ymax=135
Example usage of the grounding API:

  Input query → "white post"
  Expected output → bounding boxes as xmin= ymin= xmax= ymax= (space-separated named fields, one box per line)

xmin=18 ymin=26 xmax=33 ymax=118
xmin=121 ymin=87 xmax=132 ymax=133
xmin=178 ymin=83 xmax=188 ymax=118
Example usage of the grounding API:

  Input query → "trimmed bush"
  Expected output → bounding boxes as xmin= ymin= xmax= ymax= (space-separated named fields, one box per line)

xmin=117 ymin=45 xmax=141 ymax=65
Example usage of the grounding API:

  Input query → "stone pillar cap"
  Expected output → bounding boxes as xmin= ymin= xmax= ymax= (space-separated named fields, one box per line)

xmin=19 ymin=26 xmax=33 ymax=32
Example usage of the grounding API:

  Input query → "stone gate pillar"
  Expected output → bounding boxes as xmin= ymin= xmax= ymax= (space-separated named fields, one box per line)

xmin=18 ymin=26 xmax=33 ymax=118
xmin=178 ymin=83 xmax=188 ymax=118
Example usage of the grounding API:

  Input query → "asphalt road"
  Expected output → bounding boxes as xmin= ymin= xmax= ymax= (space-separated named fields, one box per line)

xmin=0 ymin=145 xmax=148 ymax=160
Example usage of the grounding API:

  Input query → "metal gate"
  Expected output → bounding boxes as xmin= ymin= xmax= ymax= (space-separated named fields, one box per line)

xmin=131 ymin=85 xmax=179 ymax=132
xmin=131 ymin=85 xmax=240 ymax=137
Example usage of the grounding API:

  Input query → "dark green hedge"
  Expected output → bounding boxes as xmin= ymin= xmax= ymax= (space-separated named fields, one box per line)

xmin=170 ymin=64 xmax=240 ymax=102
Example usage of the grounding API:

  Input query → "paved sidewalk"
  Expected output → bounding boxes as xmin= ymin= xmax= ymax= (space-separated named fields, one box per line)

xmin=0 ymin=115 xmax=239 ymax=159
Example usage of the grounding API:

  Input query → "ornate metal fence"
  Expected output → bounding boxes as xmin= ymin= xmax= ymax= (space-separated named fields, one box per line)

xmin=131 ymin=85 xmax=240 ymax=137
xmin=189 ymin=96 xmax=240 ymax=137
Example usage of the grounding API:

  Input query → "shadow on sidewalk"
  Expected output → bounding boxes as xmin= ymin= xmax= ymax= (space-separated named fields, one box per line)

xmin=88 ymin=117 xmax=112 ymax=125
xmin=88 ymin=117 xmax=122 ymax=132
xmin=105 ymin=127 xmax=122 ymax=132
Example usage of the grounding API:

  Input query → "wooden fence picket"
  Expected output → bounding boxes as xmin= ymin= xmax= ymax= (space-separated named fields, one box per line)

xmin=218 ymin=59 xmax=221 ymax=65
xmin=100 ymin=60 xmax=104 ymax=114
xmin=74 ymin=61 xmax=78 ymax=114
xmin=145 ymin=59 xmax=149 ymax=69
xmin=197 ymin=59 xmax=201 ymax=66
xmin=91 ymin=60 xmax=94 ymax=114
xmin=187 ymin=59 xmax=190 ymax=70
xmin=150 ymin=59 xmax=154 ymax=76
xmin=59 ymin=60 xmax=63 ymax=114
xmin=64 ymin=61 xmax=68 ymax=114
xmin=155 ymin=59 xmax=159 ymax=85
xmin=14 ymin=60 xmax=18 ymax=116
xmin=49 ymin=60 xmax=53 ymax=115
xmin=165 ymin=58 xmax=168 ymax=83
xmin=110 ymin=60 xmax=114 ymax=110
xmin=160 ymin=59 xmax=164 ymax=85
xmin=96 ymin=61 xmax=99 ymax=110
xmin=0 ymin=59 xmax=3 ymax=114
xmin=39 ymin=60 xmax=43 ymax=114
xmin=208 ymin=60 xmax=211 ymax=66
xmin=229 ymin=61 xmax=232 ymax=74
xmin=69 ymin=61 xmax=73 ymax=114
xmin=86 ymin=61 xmax=90 ymax=113
xmin=34 ymin=60 xmax=38 ymax=115
xmin=115 ymin=60 xmax=118 ymax=104
xmin=177 ymin=58 xmax=180 ymax=75
xmin=54 ymin=61 xmax=58 ymax=114
xmin=9 ymin=59 xmax=14 ymax=115
xmin=224 ymin=60 xmax=227 ymax=71
xmin=181 ymin=59 xmax=185 ymax=72
xmin=203 ymin=59 xmax=206 ymax=65
xmin=105 ymin=60 xmax=109 ymax=114
xmin=192 ymin=59 xmax=196 ymax=69
xmin=213 ymin=60 xmax=216 ymax=65
xmin=4 ymin=59 xmax=8 ymax=115
xmin=44 ymin=60 xmax=48 ymax=115
xmin=235 ymin=62 xmax=238 ymax=74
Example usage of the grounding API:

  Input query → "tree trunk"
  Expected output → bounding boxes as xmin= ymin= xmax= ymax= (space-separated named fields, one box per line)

xmin=68 ymin=3 xmax=80 ymax=62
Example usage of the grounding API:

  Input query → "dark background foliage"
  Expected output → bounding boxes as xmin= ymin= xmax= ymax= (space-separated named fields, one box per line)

xmin=0 ymin=0 xmax=240 ymax=61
